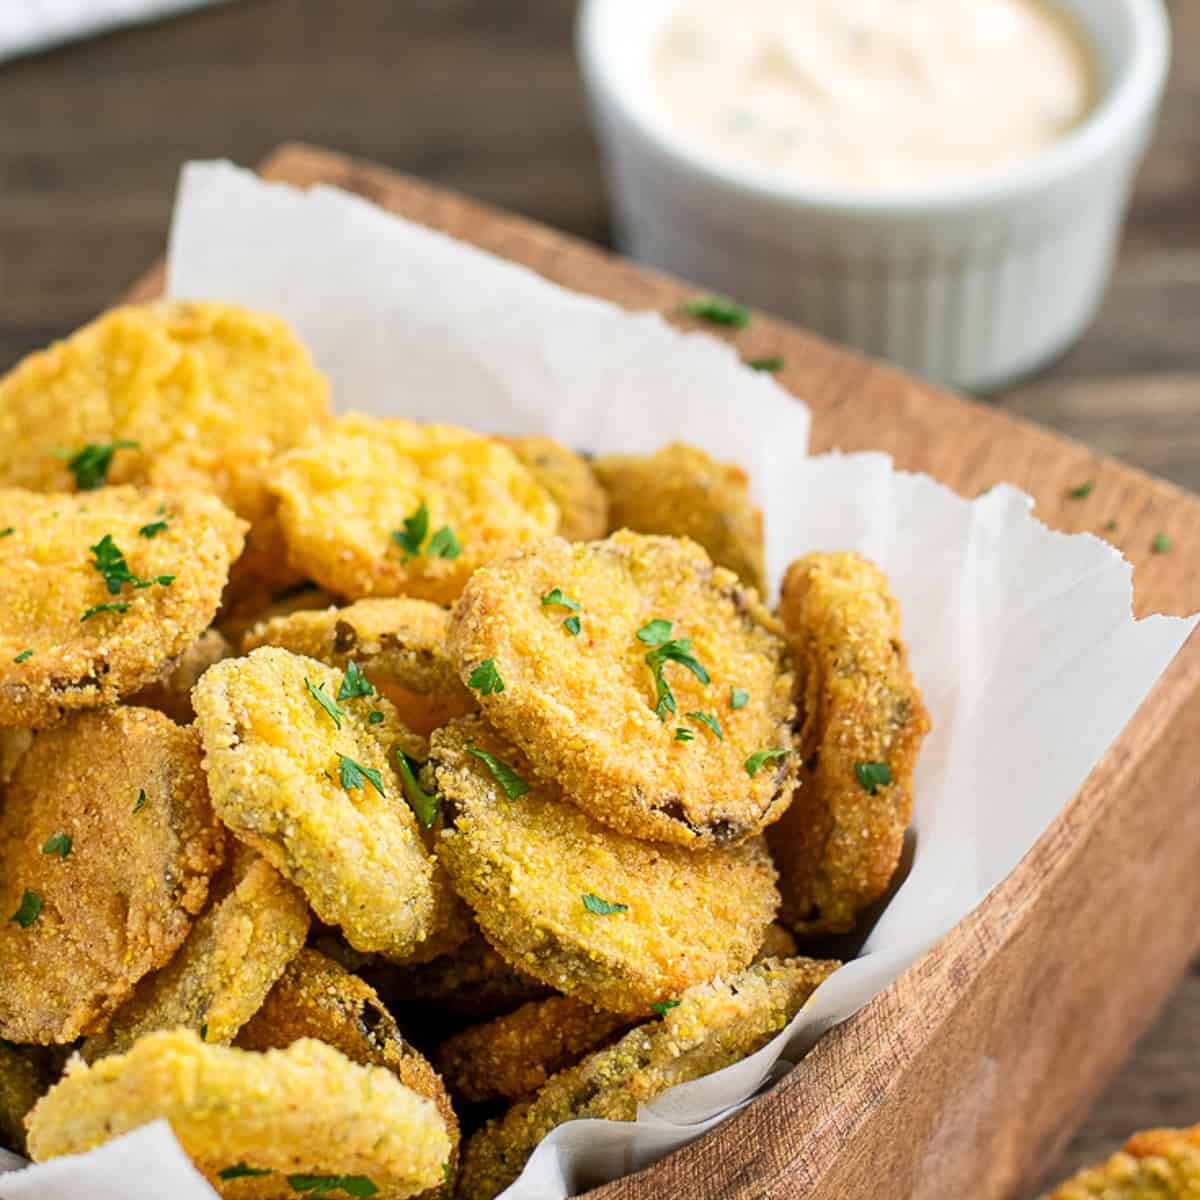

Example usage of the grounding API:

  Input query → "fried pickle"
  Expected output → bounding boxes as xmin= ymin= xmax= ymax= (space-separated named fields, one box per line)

xmin=244 ymin=598 xmax=475 ymax=737
xmin=593 ymin=443 xmax=766 ymax=592
xmin=0 ymin=486 xmax=246 ymax=727
xmin=267 ymin=414 xmax=559 ymax=605
xmin=0 ymin=708 xmax=226 ymax=1043
xmin=446 ymin=532 xmax=798 ymax=848
xmin=769 ymin=552 xmax=930 ymax=934
xmin=80 ymin=848 xmax=309 ymax=1062
xmin=437 ymin=994 xmax=632 ymax=1104
xmin=26 ymin=1031 xmax=451 ymax=1199
xmin=1045 ymin=1125 xmax=1200 ymax=1199
xmin=501 ymin=436 xmax=608 ymax=543
xmin=431 ymin=717 xmax=779 ymax=1013
xmin=457 ymin=956 xmax=839 ymax=1200
xmin=194 ymin=647 xmax=465 ymax=962
xmin=756 ymin=922 xmax=798 ymax=962
xmin=128 ymin=627 xmax=232 ymax=724
xmin=0 ymin=1042 xmax=45 ymax=1155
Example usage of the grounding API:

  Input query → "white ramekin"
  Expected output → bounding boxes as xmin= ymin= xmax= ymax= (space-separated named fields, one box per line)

xmin=577 ymin=0 xmax=1171 ymax=392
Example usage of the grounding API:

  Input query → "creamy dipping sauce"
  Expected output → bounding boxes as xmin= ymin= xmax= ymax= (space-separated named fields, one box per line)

xmin=651 ymin=0 xmax=1098 ymax=193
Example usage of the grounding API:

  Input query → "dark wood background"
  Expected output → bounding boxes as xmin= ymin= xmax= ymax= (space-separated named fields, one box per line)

xmin=1 ymin=1 xmax=1196 ymax=1192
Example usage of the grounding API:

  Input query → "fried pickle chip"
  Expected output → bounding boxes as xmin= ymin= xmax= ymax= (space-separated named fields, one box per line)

xmin=128 ymin=627 xmax=232 ymax=724
xmin=593 ymin=442 xmax=766 ymax=592
xmin=437 ymin=994 xmax=633 ymax=1104
xmin=237 ymin=948 xmax=460 ymax=1193
xmin=194 ymin=647 xmax=464 ymax=962
xmin=1046 ymin=1125 xmax=1200 ymax=1199
xmin=431 ymin=717 xmax=779 ymax=1013
xmin=0 ymin=486 xmax=246 ymax=727
xmin=0 ymin=301 xmax=330 ymax=587
xmin=446 ymin=532 xmax=798 ymax=848
xmin=268 ymin=414 xmax=559 ymax=605
xmin=0 ymin=1042 xmax=46 ymax=1155
xmin=0 ymin=708 xmax=226 ymax=1043
xmin=501 ymin=436 xmax=608 ymax=543
xmin=457 ymin=956 xmax=839 ymax=1200
xmin=756 ymin=922 xmax=798 ymax=962
xmin=26 ymin=1031 xmax=451 ymax=1199
xmin=80 ymin=848 xmax=310 ymax=1062
xmin=768 ymin=552 xmax=930 ymax=934
xmin=244 ymin=598 xmax=475 ymax=737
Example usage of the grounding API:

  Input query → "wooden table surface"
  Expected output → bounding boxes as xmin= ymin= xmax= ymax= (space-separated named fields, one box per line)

xmin=1 ymin=2 xmax=1196 ymax=1192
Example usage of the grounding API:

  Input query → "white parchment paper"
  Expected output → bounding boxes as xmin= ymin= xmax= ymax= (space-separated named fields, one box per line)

xmin=3 ymin=162 xmax=1196 ymax=1199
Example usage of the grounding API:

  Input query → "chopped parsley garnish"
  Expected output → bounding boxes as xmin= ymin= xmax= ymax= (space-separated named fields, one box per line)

xmin=465 ymin=747 xmax=530 ymax=799
xmin=686 ymin=711 xmax=723 ymax=740
xmin=138 ymin=518 xmax=170 ymax=539
xmin=651 ymin=1000 xmax=680 ymax=1016
xmin=219 ymin=1164 xmax=273 ymax=1181
xmin=426 ymin=525 xmax=461 ymax=560
xmin=582 ymin=893 xmax=628 ymax=916
xmin=287 ymin=1176 xmax=379 ymax=1198
xmin=199 ymin=1023 xmax=208 ymax=1041
xmin=396 ymin=752 xmax=439 ymax=831
xmin=368 ymin=710 xmax=384 ymax=725
xmin=10 ymin=890 xmax=41 ymax=928
xmin=1104 ymin=519 xmax=1118 ymax=532
xmin=41 ymin=832 xmax=71 ymax=860
xmin=12 ymin=650 xmax=32 ymax=664
xmin=680 ymin=296 xmax=750 ymax=328
xmin=1152 ymin=533 xmax=1172 ymax=554
xmin=674 ymin=727 xmax=694 ymax=742
xmin=0 ymin=527 xmax=13 ymax=538
xmin=562 ymin=615 xmax=582 ymax=637
xmin=133 ymin=788 xmax=147 ymax=813
xmin=305 ymin=679 xmax=345 ymax=730
xmin=854 ymin=761 xmax=892 ymax=794
xmin=1066 ymin=481 xmax=1095 ymax=500
xmin=88 ymin=534 xmax=173 ymax=595
xmin=636 ymin=619 xmax=709 ymax=720
xmin=747 ymin=356 xmax=784 ymax=372
xmin=338 ymin=755 xmax=385 ymax=797
xmin=62 ymin=440 xmax=139 ymax=490
xmin=392 ymin=501 xmax=460 ymax=562
xmin=467 ymin=658 xmax=505 ymax=696
xmin=337 ymin=661 xmax=374 ymax=701
xmin=745 ymin=749 xmax=792 ymax=778
xmin=730 ymin=687 xmax=749 ymax=710
xmin=542 ymin=588 xmax=582 ymax=635
xmin=80 ymin=601 xmax=130 ymax=623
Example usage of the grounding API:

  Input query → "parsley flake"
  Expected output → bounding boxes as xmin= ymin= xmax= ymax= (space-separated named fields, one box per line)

xmin=854 ymin=761 xmax=892 ymax=794
xmin=636 ymin=620 xmax=709 ymax=720
xmin=10 ymin=890 xmax=41 ymax=928
xmin=199 ymin=1023 xmax=208 ymax=1042
xmin=12 ymin=650 xmax=32 ymax=664
xmin=1104 ymin=519 xmax=1118 ymax=532
xmin=747 ymin=356 xmax=784 ymax=372
xmin=391 ymin=502 xmax=430 ymax=560
xmin=680 ymin=296 xmax=750 ymax=328
xmin=219 ymin=1164 xmax=273 ymax=1181
xmin=562 ymin=615 xmax=582 ymax=637
xmin=582 ymin=893 xmax=628 ymax=916
xmin=651 ymin=1000 xmax=680 ymax=1016
xmin=730 ymin=687 xmax=749 ymax=710
xmin=287 ymin=1177 xmax=379 ymax=1198
xmin=674 ymin=727 xmax=694 ymax=742
xmin=396 ymin=753 xmax=440 ymax=831
xmin=41 ymin=832 xmax=71 ymax=860
xmin=465 ymin=747 xmax=530 ymax=800
xmin=337 ymin=661 xmax=374 ymax=702
xmin=427 ymin=525 xmax=461 ymax=560
xmin=62 ymin=440 xmax=139 ymax=490
xmin=1152 ymin=533 xmax=1172 ymax=554
xmin=368 ymin=711 xmax=384 ymax=725
xmin=541 ymin=588 xmax=581 ymax=613
xmin=0 ymin=527 xmax=13 ymax=538
xmin=138 ymin=519 xmax=170 ymax=539
xmin=80 ymin=601 xmax=130 ymax=623
xmin=1066 ymin=481 xmax=1095 ymax=500
xmin=338 ymin=755 xmax=385 ymax=797
xmin=745 ymin=749 xmax=792 ymax=778
xmin=133 ymin=789 xmax=147 ymax=813
xmin=305 ymin=679 xmax=345 ymax=730
xmin=467 ymin=658 xmax=505 ymax=696
xmin=88 ymin=534 xmax=172 ymax=596
xmin=636 ymin=619 xmax=673 ymax=646
xmin=686 ymin=711 xmax=723 ymax=740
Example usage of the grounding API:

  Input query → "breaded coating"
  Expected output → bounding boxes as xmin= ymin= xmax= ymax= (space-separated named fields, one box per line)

xmin=237 ymin=948 xmax=460 ymax=1194
xmin=80 ymin=848 xmax=310 ymax=1062
xmin=0 ymin=1042 xmax=45 ymax=1155
xmin=501 ymin=436 xmax=608 ymax=543
xmin=769 ymin=552 xmax=931 ymax=934
xmin=457 ymin=956 xmax=839 ymax=1200
xmin=437 ymin=994 xmax=632 ymax=1104
xmin=194 ymin=647 xmax=463 ymax=962
xmin=244 ymin=598 xmax=475 ymax=737
xmin=1045 ymin=1125 xmax=1200 ymax=1198
xmin=268 ymin=414 xmax=559 ymax=605
xmin=128 ymin=627 xmax=232 ymax=724
xmin=0 ymin=708 xmax=226 ymax=1043
xmin=593 ymin=443 xmax=765 ymax=592
xmin=431 ymin=717 xmax=780 ymax=1013
xmin=0 ymin=301 xmax=330 ymax=587
xmin=446 ymin=532 xmax=798 ymax=848
xmin=756 ymin=922 xmax=798 ymax=962
xmin=26 ymin=1031 xmax=451 ymax=1199
xmin=0 ymin=486 xmax=246 ymax=728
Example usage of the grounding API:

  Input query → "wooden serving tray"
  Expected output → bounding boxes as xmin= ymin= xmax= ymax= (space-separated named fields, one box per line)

xmin=130 ymin=144 xmax=1200 ymax=1200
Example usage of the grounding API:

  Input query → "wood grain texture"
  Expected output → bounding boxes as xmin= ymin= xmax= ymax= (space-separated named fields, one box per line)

xmin=127 ymin=143 xmax=1200 ymax=1200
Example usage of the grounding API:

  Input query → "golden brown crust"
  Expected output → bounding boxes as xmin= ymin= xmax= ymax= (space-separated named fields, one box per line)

xmin=456 ymin=957 xmax=840 ymax=1200
xmin=0 ymin=708 xmax=226 ymax=1043
xmin=768 ymin=552 xmax=930 ymax=934
xmin=26 ymin=1031 xmax=452 ymax=1199
xmin=1045 ymin=1125 xmax=1200 ymax=1198
xmin=128 ymin=627 xmax=232 ymax=724
xmin=0 ymin=486 xmax=246 ymax=727
xmin=244 ymin=597 xmax=475 ymax=737
xmin=501 ymin=436 xmax=608 ymax=543
xmin=446 ymin=531 xmax=798 ymax=848
xmin=593 ymin=443 xmax=765 ymax=592
xmin=431 ymin=717 xmax=780 ymax=1013
xmin=268 ymin=414 xmax=559 ymax=605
